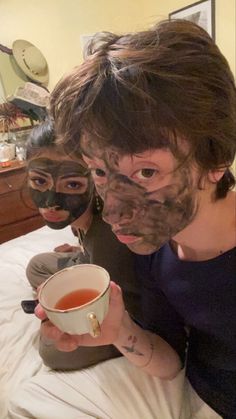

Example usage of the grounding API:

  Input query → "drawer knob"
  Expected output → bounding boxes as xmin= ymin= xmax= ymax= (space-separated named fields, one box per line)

xmin=5 ymin=180 xmax=12 ymax=188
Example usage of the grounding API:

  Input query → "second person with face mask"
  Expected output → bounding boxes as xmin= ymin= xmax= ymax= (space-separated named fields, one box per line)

xmin=25 ymin=118 xmax=141 ymax=370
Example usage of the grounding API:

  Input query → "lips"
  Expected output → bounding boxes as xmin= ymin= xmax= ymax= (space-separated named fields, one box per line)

xmin=42 ymin=212 xmax=65 ymax=223
xmin=114 ymin=233 xmax=141 ymax=244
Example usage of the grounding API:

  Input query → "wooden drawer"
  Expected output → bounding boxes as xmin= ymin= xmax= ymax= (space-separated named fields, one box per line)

xmin=0 ymin=189 xmax=39 ymax=226
xmin=0 ymin=162 xmax=45 ymax=243
xmin=0 ymin=169 xmax=27 ymax=194
xmin=0 ymin=215 xmax=45 ymax=243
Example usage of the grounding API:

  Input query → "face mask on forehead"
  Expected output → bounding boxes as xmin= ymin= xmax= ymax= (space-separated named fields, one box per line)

xmin=28 ymin=158 xmax=90 ymax=177
xmin=28 ymin=158 xmax=93 ymax=229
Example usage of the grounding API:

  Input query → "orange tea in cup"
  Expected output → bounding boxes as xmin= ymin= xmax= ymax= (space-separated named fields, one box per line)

xmin=39 ymin=264 xmax=110 ymax=335
xmin=54 ymin=288 xmax=100 ymax=310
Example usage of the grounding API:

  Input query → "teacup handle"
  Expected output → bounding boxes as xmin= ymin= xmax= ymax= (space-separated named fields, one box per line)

xmin=87 ymin=313 xmax=101 ymax=337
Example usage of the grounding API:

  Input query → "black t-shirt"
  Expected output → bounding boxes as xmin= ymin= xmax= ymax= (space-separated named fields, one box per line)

xmin=135 ymin=244 xmax=236 ymax=418
xmin=83 ymin=214 xmax=141 ymax=319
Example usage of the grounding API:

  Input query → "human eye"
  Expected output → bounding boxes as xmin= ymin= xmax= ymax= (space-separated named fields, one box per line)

xmin=134 ymin=168 xmax=158 ymax=180
xmin=90 ymin=167 xmax=107 ymax=185
xmin=66 ymin=180 xmax=83 ymax=190
xmin=66 ymin=180 xmax=88 ymax=192
xmin=28 ymin=176 xmax=48 ymax=188
xmin=59 ymin=177 xmax=88 ymax=194
xmin=83 ymin=154 xmax=107 ymax=183
xmin=92 ymin=168 xmax=106 ymax=177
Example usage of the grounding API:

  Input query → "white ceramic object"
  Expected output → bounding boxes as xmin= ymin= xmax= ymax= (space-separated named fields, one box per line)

xmin=39 ymin=264 xmax=110 ymax=336
xmin=0 ymin=142 xmax=16 ymax=162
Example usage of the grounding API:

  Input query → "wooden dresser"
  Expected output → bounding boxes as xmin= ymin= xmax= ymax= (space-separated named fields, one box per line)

xmin=0 ymin=160 xmax=45 ymax=244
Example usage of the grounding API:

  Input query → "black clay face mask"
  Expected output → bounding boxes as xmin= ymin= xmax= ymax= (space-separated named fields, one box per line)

xmin=27 ymin=158 xmax=93 ymax=229
xmin=98 ymin=170 xmax=197 ymax=254
xmin=81 ymin=137 xmax=198 ymax=255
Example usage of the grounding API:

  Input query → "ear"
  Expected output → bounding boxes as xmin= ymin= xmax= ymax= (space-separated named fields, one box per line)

xmin=208 ymin=168 xmax=226 ymax=183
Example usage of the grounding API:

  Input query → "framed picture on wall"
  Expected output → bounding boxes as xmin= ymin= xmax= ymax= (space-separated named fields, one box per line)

xmin=169 ymin=0 xmax=215 ymax=39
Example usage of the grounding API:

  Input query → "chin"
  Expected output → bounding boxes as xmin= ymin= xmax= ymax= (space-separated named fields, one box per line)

xmin=45 ymin=220 xmax=70 ymax=230
xmin=126 ymin=240 xmax=159 ymax=255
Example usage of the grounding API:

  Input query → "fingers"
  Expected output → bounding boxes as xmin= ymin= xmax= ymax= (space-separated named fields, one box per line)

xmin=40 ymin=318 xmax=63 ymax=340
xmin=34 ymin=302 xmax=48 ymax=321
xmin=55 ymin=333 xmax=79 ymax=352
xmin=36 ymin=281 xmax=125 ymax=352
xmin=40 ymin=320 xmax=79 ymax=352
xmin=54 ymin=243 xmax=69 ymax=252
xmin=54 ymin=243 xmax=74 ymax=252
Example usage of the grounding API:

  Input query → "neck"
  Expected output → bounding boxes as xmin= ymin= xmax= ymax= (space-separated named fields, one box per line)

xmin=71 ymin=203 xmax=93 ymax=234
xmin=171 ymin=190 xmax=236 ymax=261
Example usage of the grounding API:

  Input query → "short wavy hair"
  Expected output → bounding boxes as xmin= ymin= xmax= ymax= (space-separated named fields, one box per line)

xmin=51 ymin=19 xmax=236 ymax=199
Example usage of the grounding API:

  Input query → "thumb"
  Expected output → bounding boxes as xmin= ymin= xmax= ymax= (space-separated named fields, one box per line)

xmin=109 ymin=281 xmax=124 ymax=309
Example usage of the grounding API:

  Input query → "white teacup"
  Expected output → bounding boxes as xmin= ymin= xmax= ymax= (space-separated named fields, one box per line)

xmin=38 ymin=264 xmax=110 ymax=337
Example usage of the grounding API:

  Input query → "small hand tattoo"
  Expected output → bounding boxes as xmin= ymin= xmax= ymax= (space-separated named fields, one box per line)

xmin=122 ymin=335 xmax=144 ymax=356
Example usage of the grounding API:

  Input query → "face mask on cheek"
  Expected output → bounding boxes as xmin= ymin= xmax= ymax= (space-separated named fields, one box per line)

xmin=81 ymin=137 xmax=197 ymax=253
xmin=29 ymin=186 xmax=93 ymax=229
xmin=100 ymin=171 xmax=197 ymax=254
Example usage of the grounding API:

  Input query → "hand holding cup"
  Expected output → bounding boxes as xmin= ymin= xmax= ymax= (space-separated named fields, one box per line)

xmin=38 ymin=264 xmax=112 ymax=337
xmin=36 ymin=266 xmax=125 ymax=351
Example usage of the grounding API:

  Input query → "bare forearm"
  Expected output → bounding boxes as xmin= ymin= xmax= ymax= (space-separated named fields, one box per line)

xmin=114 ymin=311 xmax=182 ymax=379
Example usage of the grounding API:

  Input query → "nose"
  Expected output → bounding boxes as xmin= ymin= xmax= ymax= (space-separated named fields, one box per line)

xmin=102 ymin=193 xmax=137 ymax=226
xmin=45 ymin=190 xmax=61 ymax=209
xmin=100 ymin=172 xmax=145 ymax=226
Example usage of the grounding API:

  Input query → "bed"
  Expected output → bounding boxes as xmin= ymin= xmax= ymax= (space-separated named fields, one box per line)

xmin=0 ymin=226 xmax=187 ymax=419
xmin=0 ymin=225 xmax=73 ymax=418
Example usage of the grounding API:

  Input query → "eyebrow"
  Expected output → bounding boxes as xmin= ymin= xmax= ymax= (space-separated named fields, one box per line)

xmin=28 ymin=169 xmax=51 ymax=176
xmin=59 ymin=173 xmax=89 ymax=180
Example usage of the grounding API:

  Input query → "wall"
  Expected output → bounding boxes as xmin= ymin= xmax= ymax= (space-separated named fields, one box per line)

xmin=0 ymin=0 xmax=235 ymax=91
xmin=215 ymin=0 xmax=236 ymax=76
xmin=0 ymin=0 xmax=151 ymax=91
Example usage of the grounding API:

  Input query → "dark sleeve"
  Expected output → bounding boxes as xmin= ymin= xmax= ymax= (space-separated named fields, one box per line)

xmin=134 ymin=256 xmax=187 ymax=366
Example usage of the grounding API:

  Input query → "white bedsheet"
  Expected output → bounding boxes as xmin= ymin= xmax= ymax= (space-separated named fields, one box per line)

xmin=0 ymin=227 xmax=216 ymax=419
xmin=0 ymin=226 xmax=74 ymax=419
xmin=0 ymin=226 xmax=186 ymax=419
